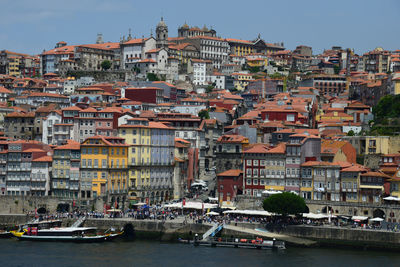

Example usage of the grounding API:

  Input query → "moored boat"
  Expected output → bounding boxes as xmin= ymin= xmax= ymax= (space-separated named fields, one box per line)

xmin=180 ymin=236 xmax=286 ymax=250
xmin=10 ymin=227 xmax=123 ymax=242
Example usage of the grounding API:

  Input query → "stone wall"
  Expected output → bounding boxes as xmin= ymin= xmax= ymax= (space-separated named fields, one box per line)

xmin=66 ymin=70 xmax=134 ymax=82
xmin=283 ymin=225 xmax=400 ymax=250
xmin=0 ymin=196 xmax=106 ymax=214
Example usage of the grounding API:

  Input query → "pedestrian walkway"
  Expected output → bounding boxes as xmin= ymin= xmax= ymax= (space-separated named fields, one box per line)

xmin=223 ymin=224 xmax=317 ymax=246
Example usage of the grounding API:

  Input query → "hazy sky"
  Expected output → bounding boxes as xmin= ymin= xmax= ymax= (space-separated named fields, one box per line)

xmin=1 ymin=0 xmax=399 ymax=55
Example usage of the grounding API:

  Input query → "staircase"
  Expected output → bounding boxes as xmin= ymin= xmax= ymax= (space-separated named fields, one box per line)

xmin=71 ymin=216 xmax=86 ymax=228
xmin=202 ymin=223 xmax=223 ymax=240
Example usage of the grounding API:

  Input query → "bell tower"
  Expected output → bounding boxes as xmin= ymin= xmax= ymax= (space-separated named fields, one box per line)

xmin=156 ymin=17 xmax=168 ymax=49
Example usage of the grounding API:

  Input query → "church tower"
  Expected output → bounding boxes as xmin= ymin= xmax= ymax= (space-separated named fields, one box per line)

xmin=156 ymin=17 xmax=168 ymax=49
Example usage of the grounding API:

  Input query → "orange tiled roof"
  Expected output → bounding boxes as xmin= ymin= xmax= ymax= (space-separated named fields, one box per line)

xmin=217 ymin=169 xmax=243 ymax=176
xmin=0 ymin=86 xmax=12 ymax=94
xmin=6 ymin=111 xmax=35 ymax=118
xmin=217 ymin=134 xmax=248 ymax=143
xmin=361 ymin=171 xmax=390 ymax=178
xmin=32 ymin=156 xmax=52 ymax=162
xmin=244 ymin=144 xmax=269 ymax=153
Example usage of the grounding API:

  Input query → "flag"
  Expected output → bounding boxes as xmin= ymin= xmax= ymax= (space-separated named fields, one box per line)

xmin=34 ymin=208 xmax=37 ymax=218
xmin=115 ymin=199 xmax=118 ymax=208
xmin=182 ymin=198 xmax=186 ymax=206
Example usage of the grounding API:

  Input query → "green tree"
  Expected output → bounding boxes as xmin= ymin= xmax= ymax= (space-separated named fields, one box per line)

xmin=248 ymin=66 xmax=260 ymax=73
xmin=333 ymin=64 xmax=340 ymax=75
xmin=198 ymin=109 xmax=210 ymax=120
xmin=270 ymin=72 xmax=284 ymax=79
xmin=263 ymin=192 xmax=307 ymax=216
xmin=347 ymin=130 xmax=355 ymax=136
xmin=206 ymin=84 xmax=215 ymax=93
xmin=101 ymin=60 xmax=112 ymax=71
xmin=147 ymin=73 xmax=159 ymax=81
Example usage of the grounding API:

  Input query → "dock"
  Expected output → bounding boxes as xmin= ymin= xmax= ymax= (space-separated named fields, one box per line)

xmin=219 ymin=224 xmax=317 ymax=247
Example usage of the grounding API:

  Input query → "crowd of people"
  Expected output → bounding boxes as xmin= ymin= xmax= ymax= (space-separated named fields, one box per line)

xmin=25 ymin=206 xmax=397 ymax=233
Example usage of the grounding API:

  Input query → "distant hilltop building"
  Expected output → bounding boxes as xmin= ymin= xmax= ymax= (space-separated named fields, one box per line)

xmin=178 ymin=23 xmax=216 ymax=38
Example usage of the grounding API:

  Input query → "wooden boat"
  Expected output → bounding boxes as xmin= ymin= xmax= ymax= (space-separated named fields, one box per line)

xmin=10 ymin=227 xmax=123 ymax=242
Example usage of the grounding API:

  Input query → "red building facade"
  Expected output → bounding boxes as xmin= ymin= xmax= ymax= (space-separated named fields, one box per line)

xmin=217 ymin=169 xmax=243 ymax=202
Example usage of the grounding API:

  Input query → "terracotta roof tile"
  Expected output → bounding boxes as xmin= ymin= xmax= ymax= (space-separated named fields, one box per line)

xmin=217 ymin=169 xmax=243 ymax=176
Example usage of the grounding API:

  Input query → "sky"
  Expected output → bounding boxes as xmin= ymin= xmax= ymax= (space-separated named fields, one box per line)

xmin=1 ymin=0 xmax=399 ymax=55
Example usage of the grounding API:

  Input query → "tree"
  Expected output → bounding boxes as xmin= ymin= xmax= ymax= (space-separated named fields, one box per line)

xmin=333 ymin=64 xmax=340 ymax=75
xmin=263 ymin=192 xmax=307 ymax=216
xmin=206 ymin=84 xmax=215 ymax=93
xmin=147 ymin=73 xmax=159 ymax=81
xmin=347 ymin=130 xmax=355 ymax=136
xmin=198 ymin=109 xmax=210 ymax=120
xmin=248 ymin=66 xmax=260 ymax=73
xmin=101 ymin=60 xmax=112 ymax=71
xmin=370 ymin=94 xmax=400 ymax=135
xmin=269 ymin=72 xmax=284 ymax=79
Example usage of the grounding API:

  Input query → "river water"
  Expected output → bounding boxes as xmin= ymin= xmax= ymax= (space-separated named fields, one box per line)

xmin=1 ymin=239 xmax=399 ymax=267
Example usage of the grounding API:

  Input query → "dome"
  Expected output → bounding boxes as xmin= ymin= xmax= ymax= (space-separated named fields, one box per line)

xmin=202 ymin=25 xmax=209 ymax=31
xmin=181 ymin=23 xmax=189 ymax=29
xmin=157 ymin=17 xmax=167 ymax=28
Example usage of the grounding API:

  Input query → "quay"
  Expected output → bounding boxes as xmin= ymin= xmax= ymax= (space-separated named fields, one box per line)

xmin=4 ymin=214 xmax=400 ymax=250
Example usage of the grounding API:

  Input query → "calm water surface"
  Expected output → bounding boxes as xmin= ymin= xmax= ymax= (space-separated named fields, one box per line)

xmin=0 ymin=239 xmax=399 ymax=267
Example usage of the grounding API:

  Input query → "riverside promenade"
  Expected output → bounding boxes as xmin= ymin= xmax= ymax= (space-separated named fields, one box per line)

xmin=0 ymin=214 xmax=315 ymax=246
xmin=3 ymin=214 xmax=400 ymax=250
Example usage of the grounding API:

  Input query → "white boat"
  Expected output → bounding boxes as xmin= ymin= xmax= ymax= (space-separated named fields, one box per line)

xmin=11 ymin=226 xmax=123 ymax=242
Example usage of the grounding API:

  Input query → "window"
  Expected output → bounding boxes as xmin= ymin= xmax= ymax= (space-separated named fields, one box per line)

xmin=253 ymin=179 xmax=258 ymax=185
xmin=246 ymin=168 xmax=252 ymax=177
xmin=253 ymin=169 xmax=258 ymax=177
xmin=246 ymin=179 xmax=251 ymax=185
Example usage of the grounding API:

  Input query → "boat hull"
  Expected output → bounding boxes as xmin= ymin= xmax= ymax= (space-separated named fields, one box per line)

xmin=11 ymin=231 xmax=123 ymax=243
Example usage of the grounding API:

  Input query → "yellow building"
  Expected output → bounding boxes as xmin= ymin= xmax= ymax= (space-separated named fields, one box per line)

xmin=316 ymin=111 xmax=353 ymax=123
xmin=226 ymin=39 xmax=255 ymax=56
xmin=118 ymin=118 xmax=175 ymax=204
xmin=365 ymin=136 xmax=392 ymax=155
xmin=246 ymin=56 xmax=268 ymax=69
xmin=389 ymin=169 xmax=400 ymax=198
xmin=8 ymin=57 xmax=21 ymax=77
xmin=393 ymin=77 xmax=400 ymax=95
xmin=80 ymin=136 xmax=129 ymax=206
xmin=232 ymin=72 xmax=253 ymax=91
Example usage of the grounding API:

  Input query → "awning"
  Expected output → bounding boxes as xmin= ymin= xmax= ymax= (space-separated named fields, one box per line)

xmin=223 ymin=210 xmax=273 ymax=216
xmin=262 ymin=190 xmax=282 ymax=195
xmin=383 ymin=196 xmax=400 ymax=201
xmin=359 ymin=185 xmax=383 ymax=190
xmin=302 ymin=213 xmax=336 ymax=219
xmin=369 ymin=217 xmax=384 ymax=222
xmin=206 ymin=211 xmax=220 ymax=216
xmin=133 ymin=202 xmax=147 ymax=206
xmin=164 ymin=201 xmax=217 ymax=210
xmin=107 ymin=208 xmax=121 ymax=212
xmin=351 ymin=216 xmax=368 ymax=221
